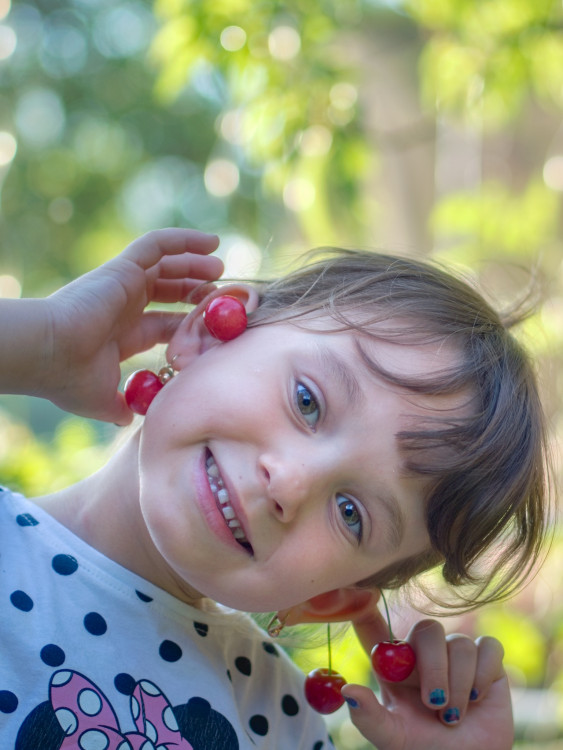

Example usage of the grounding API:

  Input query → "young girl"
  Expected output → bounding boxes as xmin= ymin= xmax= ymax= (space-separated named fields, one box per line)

xmin=0 ymin=228 xmax=547 ymax=750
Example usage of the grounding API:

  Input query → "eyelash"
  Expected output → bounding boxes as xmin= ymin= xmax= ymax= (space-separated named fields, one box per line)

xmin=336 ymin=495 xmax=363 ymax=543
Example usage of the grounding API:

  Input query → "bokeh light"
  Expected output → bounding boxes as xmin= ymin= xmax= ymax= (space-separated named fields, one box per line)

xmin=14 ymin=89 xmax=65 ymax=148
xmin=268 ymin=25 xmax=301 ymax=61
xmin=220 ymin=25 xmax=246 ymax=52
xmin=0 ymin=131 xmax=17 ymax=166
xmin=0 ymin=0 xmax=10 ymax=22
xmin=0 ymin=22 xmax=16 ymax=60
xmin=204 ymin=159 xmax=240 ymax=197
xmin=0 ymin=274 xmax=22 ymax=298
xmin=543 ymin=155 xmax=563 ymax=192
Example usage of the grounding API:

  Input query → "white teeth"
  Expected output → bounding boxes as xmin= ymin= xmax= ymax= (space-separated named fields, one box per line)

xmin=207 ymin=463 xmax=219 ymax=478
xmin=205 ymin=452 xmax=250 ymax=547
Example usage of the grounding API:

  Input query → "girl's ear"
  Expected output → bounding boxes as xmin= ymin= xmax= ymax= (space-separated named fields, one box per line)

xmin=278 ymin=588 xmax=381 ymax=626
xmin=167 ymin=283 xmax=260 ymax=369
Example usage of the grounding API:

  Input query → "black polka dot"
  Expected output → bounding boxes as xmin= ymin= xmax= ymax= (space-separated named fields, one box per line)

xmin=262 ymin=641 xmax=279 ymax=656
xmin=159 ymin=639 xmax=182 ymax=662
xmin=84 ymin=612 xmax=107 ymax=635
xmin=135 ymin=590 xmax=152 ymax=602
xmin=0 ymin=691 xmax=18 ymax=714
xmin=114 ymin=673 xmax=136 ymax=695
xmin=235 ymin=656 xmax=251 ymax=676
xmin=10 ymin=590 xmax=33 ymax=612
xmin=52 ymin=554 xmax=78 ymax=575
xmin=226 ymin=670 xmax=232 ymax=682
xmin=16 ymin=513 xmax=38 ymax=526
xmin=40 ymin=644 xmax=65 ymax=667
xmin=312 ymin=742 xmax=324 ymax=750
xmin=249 ymin=714 xmax=269 ymax=736
xmin=282 ymin=694 xmax=299 ymax=716
xmin=194 ymin=621 xmax=208 ymax=637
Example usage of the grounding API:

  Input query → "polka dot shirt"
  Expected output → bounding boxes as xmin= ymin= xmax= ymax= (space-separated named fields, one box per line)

xmin=0 ymin=489 xmax=334 ymax=749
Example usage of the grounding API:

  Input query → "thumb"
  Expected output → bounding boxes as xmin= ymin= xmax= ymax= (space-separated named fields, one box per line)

xmin=353 ymin=603 xmax=391 ymax=658
xmin=341 ymin=684 xmax=401 ymax=750
xmin=104 ymin=391 xmax=135 ymax=426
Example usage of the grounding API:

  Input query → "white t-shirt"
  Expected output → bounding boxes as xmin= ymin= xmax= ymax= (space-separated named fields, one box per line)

xmin=0 ymin=488 xmax=334 ymax=749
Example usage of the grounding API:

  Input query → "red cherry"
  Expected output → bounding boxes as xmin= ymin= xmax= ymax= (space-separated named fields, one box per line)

xmin=124 ymin=369 xmax=164 ymax=415
xmin=203 ymin=295 xmax=247 ymax=341
xmin=371 ymin=640 xmax=416 ymax=682
xmin=304 ymin=668 xmax=347 ymax=714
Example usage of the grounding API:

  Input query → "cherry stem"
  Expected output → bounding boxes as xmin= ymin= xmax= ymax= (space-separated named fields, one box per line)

xmin=327 ymin=624 xmax=333 ymax=675
xmin=380 ymin=589 xmax=395 ymax=642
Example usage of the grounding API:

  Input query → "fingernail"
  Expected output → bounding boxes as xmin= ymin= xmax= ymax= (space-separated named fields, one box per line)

xmin=429 ymin=689 xmax=446 ymax=706
xmin=470 ymin=688 xmax=479 ymax=701
xmin=345 ymin=696 xmax=360 ymax=709
xmin=443 ymin=707 xmax=460 ymax=724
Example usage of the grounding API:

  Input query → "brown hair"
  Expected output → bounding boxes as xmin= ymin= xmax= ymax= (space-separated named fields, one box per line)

xmin=250 ymin=248 xmax=551 ymax=612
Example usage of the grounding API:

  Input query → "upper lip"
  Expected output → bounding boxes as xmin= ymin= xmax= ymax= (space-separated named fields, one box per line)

xmin=205 ymin=448 xmax=253 ymax=555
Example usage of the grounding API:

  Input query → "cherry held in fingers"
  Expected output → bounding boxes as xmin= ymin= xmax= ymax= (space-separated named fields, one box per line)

xmin=371 ymin=588 xmax=416 ymax=682
xmin=304 ymin=668 xmax=347 ymax=714
xmin=371 ymin=640 xmax=416 ymax=682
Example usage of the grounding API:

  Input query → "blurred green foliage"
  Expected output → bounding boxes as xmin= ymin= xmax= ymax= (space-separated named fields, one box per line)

xmin=1 ymin=0 xmax=563 ymax=746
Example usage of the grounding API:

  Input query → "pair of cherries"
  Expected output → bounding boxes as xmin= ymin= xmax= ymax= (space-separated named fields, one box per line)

xmin=124 ymin=295 xmax=247 ymax=415
xmin=304 ymin=596 xmax=416 ymax=714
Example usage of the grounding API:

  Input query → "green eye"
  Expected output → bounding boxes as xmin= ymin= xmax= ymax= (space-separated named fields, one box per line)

xmin=296 ymin=383 xmax=319 ymax=427
xmin=337 ymin=495 xmax=363 ymax=541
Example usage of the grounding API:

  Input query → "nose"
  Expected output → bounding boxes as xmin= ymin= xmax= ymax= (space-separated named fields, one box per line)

xmin=258 ymin=452 xmax=319 ymax=522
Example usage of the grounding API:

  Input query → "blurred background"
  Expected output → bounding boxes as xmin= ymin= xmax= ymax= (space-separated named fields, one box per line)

xmin=1 ymin=0 xmax=563 ymax=746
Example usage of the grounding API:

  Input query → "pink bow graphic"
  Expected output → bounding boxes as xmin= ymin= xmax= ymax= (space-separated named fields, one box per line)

xmin=49 ymin=669 xmax=194 ymax=749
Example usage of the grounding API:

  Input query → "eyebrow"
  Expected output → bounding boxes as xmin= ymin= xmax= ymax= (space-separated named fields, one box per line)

xmin=375 ymin=485 xmax=406 ymax=551
xmin=315 ymin=344 xmax=406 ymax=551
xmin=315 ymin=346 xmax=365 ymax=407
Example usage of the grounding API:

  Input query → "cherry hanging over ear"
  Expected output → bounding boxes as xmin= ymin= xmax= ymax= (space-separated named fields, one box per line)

xmin=371 ymin=589 xmax=416 ymax=683
xmin=124 ymin=366 xmax=174 ymax=415
xmin=304 ymin=624 xmax=347 ymax=714
xmin=304 ymin=668 xmax=346 ymax=714
xmin=203 ymin=295 xmax=247 ymax=341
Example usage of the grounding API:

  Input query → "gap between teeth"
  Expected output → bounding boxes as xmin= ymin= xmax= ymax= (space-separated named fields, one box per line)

xmin=206 ymin=453 xmax=249 ymax=543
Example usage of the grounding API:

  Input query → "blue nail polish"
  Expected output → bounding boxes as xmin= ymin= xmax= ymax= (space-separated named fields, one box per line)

xmin=443 ymin=707 xmax=460 ymax=723
xmin=470 ymin=688 xmax=479 ymax=701
xmin=345 ymin=696 xmax=359 ymax=709
xmin=429 ymin=689 xmax=446 ymax=706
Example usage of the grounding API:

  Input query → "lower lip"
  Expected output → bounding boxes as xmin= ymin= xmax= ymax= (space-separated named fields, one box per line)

xmin=194 ymin=451 xmax=247 ymax=553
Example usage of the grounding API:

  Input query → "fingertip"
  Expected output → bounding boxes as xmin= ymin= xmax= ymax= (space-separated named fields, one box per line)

xmin=440 ymin=706 xmax=461 ymax=726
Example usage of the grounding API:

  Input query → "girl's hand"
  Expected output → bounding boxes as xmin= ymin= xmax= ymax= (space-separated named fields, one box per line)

xmin=342 ymin=612 xmax=514 ymax=750
xmin=43 ymin=228 xmax=222 ymax=424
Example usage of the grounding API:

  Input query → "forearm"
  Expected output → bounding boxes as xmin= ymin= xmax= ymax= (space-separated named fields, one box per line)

xmin=0 ymin=298 xmax=55 ymax=398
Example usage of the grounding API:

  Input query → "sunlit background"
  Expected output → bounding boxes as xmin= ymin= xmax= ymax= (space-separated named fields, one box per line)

xmin=1 ymin=1 xmax=563 ymax=746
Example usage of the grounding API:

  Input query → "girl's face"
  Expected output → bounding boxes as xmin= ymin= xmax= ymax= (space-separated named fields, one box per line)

xmin=138 ymin=320 xmax=457 ymax=612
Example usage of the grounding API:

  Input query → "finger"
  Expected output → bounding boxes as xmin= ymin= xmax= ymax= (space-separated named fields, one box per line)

xmin=95 ymin=391 xmax=135 ymax=427
xmin=157 ymin=253 xmax=224 ymax=282
xmin=122 ymin=229 xmax=220 ymax=270
xmin=119 ymin=312 xmax=187 ymax=360
xmin=408 ymin=619 xmax=449 ymax=709
xmin=439 ymin=634 xmax=477 ymax=726
xmin=151 ymin=278 xmax=218 ymax=304
xmin=340 ymin=684 xmax=403 ymax=750
xmin=471 ymin=636 xmax=505 ymax=703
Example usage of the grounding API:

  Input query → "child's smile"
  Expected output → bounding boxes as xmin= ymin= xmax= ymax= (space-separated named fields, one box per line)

xmin=135 ymin=318 xmax=465 ymax=612
xmin=205 ymin=449 xmax=253 ymax=551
